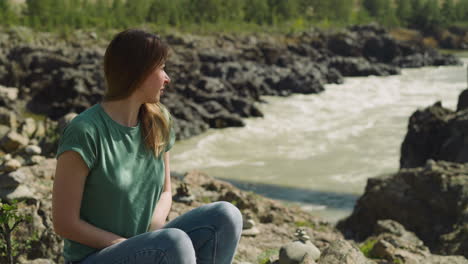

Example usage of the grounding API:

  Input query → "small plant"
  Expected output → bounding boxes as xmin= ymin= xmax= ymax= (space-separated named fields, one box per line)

xmin=256 ymin=248 xmax=278 ymax=264
xmin=295 ymin=220 xmax=316 ymax=229
xmin=359 ymin=239 xmax=377 ymax=258
xmin=0 ymin=198 xmax=37 ymax=264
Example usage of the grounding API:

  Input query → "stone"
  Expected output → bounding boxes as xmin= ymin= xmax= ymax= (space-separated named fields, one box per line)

xmin=337 ymin=161 xmax=468 ymax=258
xmin=0 ymin=107 xmax=17 ymax=128
xmin=0 ymin=184 xmax=38 ymax=201
xmin=0 ymin=131 xmax=29 ymax=152
xmin=278 ymin=228 xmax=320 ymax=264
xmin=0 ymin=85 xmax=18 ymax=101
xmin=0 ymin=124 xmax=9 ymax=138
xmin=318 ymin=239 xmax=374 ymax=264
xmin=20 ymin=117 xmax=37 ymax=138
xmin=21 ymin=258 xmax=54 ymax=264
xmin=2 ymin=158 xmax=21 ymax=172
xmin=34 ymin=120 xmax=46 ymax=138
xmin=29 ymin=155 xmax=46 ymax=165
xmin=173 ymin=182 xmax=195 ymax=204
xmin=58 ymin=112 xmax=78 ymax=132
xmin=25 ymin=145 xmax=42 ymax=155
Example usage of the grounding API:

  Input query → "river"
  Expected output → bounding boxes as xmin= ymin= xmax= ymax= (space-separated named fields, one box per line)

xmin=171 ymin=54 xmax=468 ymax=223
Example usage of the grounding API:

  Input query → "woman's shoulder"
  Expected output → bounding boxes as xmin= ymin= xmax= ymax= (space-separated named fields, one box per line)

xmin=62 ymin=105 xmax=101 ymax=135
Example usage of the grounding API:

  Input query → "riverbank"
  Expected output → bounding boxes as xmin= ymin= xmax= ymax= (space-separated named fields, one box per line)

xmin=170 ymin=55 xmax=468 ymax=223
xmin=0 ymin=25 xmax=467 ymax=263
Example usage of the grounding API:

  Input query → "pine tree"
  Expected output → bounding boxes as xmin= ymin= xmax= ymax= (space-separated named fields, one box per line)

xmin=441 ymin=0 xmax=456 ymax=25
xmin=396 ymin=0 xmax=412 ymax=25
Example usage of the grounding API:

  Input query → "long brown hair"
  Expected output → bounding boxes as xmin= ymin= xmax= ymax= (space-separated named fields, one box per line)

xmin=103 ymin=28 xmax=172 ymax=158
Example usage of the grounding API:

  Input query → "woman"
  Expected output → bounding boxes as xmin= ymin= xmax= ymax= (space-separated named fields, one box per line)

xmin=52 ymin=29 xmax=243 ymax=264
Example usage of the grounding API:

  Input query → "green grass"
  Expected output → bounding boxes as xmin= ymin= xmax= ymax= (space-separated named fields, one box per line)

xmin=359 ymin=239 xmax=377 ymax=258
xmin=295 ymin=220 xmax=316 ymax=229
xmin=256 ymin=248 xmax=279 ymax=264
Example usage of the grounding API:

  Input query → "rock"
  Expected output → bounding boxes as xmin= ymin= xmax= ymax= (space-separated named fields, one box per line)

xmin=0 ymin=131 xmax=29 ymax=152
xmin=337 ymin=161 xmax=468 ymax=258
xmin=29 ymin=155 xmax=46 ymax=165
xmin=318 ymin=239 xmax=374 ymax=264
xmin=242 ymin=212 xmax=260 ymax=237
xmin=2 ymin=158 xmax=22 ymax=172
xmin=0 ymin=85 xmax=19 ymax=105
xmin=58 ymin=112 xmax=78 ymax=132
xmin=0 ymin=124 xmax=9 ymax=139
xmin=20 ymin=258 xmax=55 ymax=264
xmin=361 ymin=220 xmax=468 ymax=264
xmin=25 ymin=145 xmax=42 ymax=155
xmin=20 ymin=118 xmax=37 ymax=138
xmin=457 ymin=89 xmax=468 ymax=112
xmin=0 ymin=107 xmax=17 ymax=128
xmin=173 ymin=182 xmax=195 ymax=205
xmin=279 ymin=228 xmax=321 ymax=264
xmin=400 ymin=101 xmax=457 ymax=168
xmin=0 ymin=184 xmax=38 ymax=201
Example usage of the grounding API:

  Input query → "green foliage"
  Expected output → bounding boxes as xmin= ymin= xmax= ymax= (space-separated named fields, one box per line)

xmin=0 ymin=199 xmax=39 ymax=264
xmin=359 ymin=239 xmax=377 ymax=258
xmin=295 ymin=220 xmax=316 ymax=229
xmin=0 ymin=0 xmax=467 ymax=34
xmin=256 ymin=248 xmax=278 ymax=264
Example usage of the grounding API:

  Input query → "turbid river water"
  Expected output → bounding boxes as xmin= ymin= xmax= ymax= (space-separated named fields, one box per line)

xmin=171 ymin=54 xmax=468 ymax=223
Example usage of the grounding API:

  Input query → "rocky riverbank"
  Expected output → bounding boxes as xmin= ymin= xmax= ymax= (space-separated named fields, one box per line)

xmin=1 ymin=24 xmax=467 ymax=263
xmin=0 ymin=24 xmax=462 ymax=147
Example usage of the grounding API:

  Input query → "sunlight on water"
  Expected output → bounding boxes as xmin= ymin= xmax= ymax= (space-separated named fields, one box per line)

xmin=171 ymin=56 xmax=468 ymax=222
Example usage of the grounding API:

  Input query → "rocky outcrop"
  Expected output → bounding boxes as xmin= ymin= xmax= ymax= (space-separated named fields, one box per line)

xmin=0 ymin=25 xmax=461 ymax=141
xmin=337 ymin=160 xmax=468 ymax=259
xmin=360 ymin=219 xmax=468 ymax=264
xmin=400 ymin=91 xmax=468 ymax=168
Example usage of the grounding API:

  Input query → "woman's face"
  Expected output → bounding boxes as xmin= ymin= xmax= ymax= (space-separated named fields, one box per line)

xmin=137 ymin=63 xmax=171 ymax=103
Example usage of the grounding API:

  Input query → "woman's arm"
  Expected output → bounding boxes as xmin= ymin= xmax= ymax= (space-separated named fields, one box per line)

xmin=53 ymin=151 xmax=127 ymax=249
xmin=148 ymin=151 xmax=172 ymax=231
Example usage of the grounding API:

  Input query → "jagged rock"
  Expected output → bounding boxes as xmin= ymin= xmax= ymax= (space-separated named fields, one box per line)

xmin=25 ymin=145 xmax=42 ymax=155
xmin=400 ymin=101 xmax=458 ymax=168
xmin=173 ymin=182 xmax=195 ymax=205
xmin=456 ymin=89 xmax=468 ymax=111
xmin=361 ymin=220 xmax=468 ymax=264
xmin=0 ymin=131 xmax=29 ymax=152
xmin=21 ymin=258 xmax=55 ymax=264
xmin=318 ymin=239 xmax=374 ymax=264
xmin=20 ymin=118 xmax=37 ymax=138
xmin=0 ymin=124 xmax=9 ymax=139
xmin=2 ymin=158 xmax=22 ymax=172
xmin=34 ymin=120 xmax=46 ymax=138
xmin=337 ymin=161 xmax=468 ymax=258
xmin=0 ymin=85 xmax=18 ymax=105
xmin=58 ymin=112 xmax=78 ymax=132
xmin=0 ymin=107 xmax=17 ymax=128
xmin=29 ymin=155 xmax=46 ymax=165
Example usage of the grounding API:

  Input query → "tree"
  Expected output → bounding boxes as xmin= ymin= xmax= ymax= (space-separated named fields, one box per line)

xmin=362 ymin=0 xmax=387 ymax=17
xmin=244 ymin=0 xmax=270 ymax=24
xmin=396 ymin=0 xmax=412 ymax=25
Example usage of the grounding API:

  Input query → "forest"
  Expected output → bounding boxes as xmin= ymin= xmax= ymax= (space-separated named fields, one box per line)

xmin=0 ymin=0 xmax=467 ymax=33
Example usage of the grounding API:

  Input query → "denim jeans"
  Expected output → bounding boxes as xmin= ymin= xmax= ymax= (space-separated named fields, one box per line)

xmin=68 ymin=201 xmax=243 ymax=264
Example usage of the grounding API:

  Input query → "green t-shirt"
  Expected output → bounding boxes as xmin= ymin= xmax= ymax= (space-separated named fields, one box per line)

xmin=55 ymin=103 xmax=175 ymax=262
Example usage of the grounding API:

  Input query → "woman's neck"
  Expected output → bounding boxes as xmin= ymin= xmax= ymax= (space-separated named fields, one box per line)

xmin=100 ymin=98 xmax=142 ymax=127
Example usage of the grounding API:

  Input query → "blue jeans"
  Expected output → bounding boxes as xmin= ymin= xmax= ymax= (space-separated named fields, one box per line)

xmin=71 ymin=201 xmax=243 ymax=264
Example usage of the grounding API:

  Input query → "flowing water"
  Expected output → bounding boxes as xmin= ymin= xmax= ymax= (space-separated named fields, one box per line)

xmin=171 ymin=54 xmax=468 ymax=223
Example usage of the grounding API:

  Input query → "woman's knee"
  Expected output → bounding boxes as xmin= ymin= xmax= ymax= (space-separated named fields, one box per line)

xmin=149 ymin=228 xmax=196 ymax=263
xmin=210 ymin=201 xmax=243 ymax=232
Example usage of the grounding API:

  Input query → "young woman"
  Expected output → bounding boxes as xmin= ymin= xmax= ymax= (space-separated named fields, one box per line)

xmin=52 ymin=29 xmax=243 ymax=264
